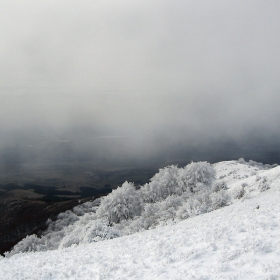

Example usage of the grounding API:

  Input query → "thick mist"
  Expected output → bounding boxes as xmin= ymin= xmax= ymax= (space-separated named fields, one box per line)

xmin=1 ymin=0 xmax=280 ymax=170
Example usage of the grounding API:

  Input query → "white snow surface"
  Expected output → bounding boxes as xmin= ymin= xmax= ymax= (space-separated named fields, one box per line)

xmin=1 ymin=160 xmax=280 ymax=279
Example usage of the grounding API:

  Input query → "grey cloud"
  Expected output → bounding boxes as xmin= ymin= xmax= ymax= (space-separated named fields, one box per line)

xmin=0 ymin=0 xmax=280 ymax=165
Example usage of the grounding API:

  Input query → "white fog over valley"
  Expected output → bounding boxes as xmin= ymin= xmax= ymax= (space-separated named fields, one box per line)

xmin=1 ymin=0 xmax=280 ymax=167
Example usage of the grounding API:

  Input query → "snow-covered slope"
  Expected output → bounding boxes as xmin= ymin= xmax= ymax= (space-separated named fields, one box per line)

xmin=1 ymin=160 xmax=280 ymax=279
xmin=214 ymin=159 xmax=278 ymax=185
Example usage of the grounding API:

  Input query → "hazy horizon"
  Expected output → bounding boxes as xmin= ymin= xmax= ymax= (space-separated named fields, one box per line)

xmin=1 ymin=1 xmax=280 ymax=170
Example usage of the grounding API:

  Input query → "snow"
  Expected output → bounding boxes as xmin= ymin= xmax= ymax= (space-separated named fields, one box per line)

xmin=1 ymin=160 xmax=280 ymax=279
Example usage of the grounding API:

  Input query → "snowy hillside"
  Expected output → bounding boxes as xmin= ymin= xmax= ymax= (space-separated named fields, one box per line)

xmin=1 ymin=159 xmax=280 ymax=279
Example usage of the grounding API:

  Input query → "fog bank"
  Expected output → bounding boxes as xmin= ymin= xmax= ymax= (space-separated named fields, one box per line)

xmin=1 ymin=1 xmax=280 ymax=167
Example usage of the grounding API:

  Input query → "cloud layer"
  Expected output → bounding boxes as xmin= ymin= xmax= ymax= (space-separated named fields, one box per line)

xmin=1 ymin=1 xmax=280 ymax=165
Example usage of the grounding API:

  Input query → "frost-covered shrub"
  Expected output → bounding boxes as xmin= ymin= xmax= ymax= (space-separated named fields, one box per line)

xmin=117 ymin=195 xmax=185 ymax=233
xmin=72 ymin=200 xmax=100 ymax=216
xmin=176 ymin=193 xmax=210 ymax=218
xmin=176 ymin=189 xmax=230 ymax=220
xmin=114 ymin=162 xmax=219 ymax=230
xmin=176 ymin=205 xmax=190 ymax=220
xmin=97 ymin=181 xmax=143 ymax=224
xmin=6 ymin=161 xmax=234 ymax=257
xmin=238 ymin=158 xmax=246 ymax=164
xmin=6 ymin=213 xmax=121 ymax=256
xmin=77 ymin=212 xmax=97 ymax=226
xmin=178 ymin=161 xmax=216 ymax=193
xmin=5 ymin=234 xmax=47 ymax=257
xmin=258 ymin=176 xmax=270 ymax=192
xmin=141 ymin=165 xmax=180 ymax=202
xmin=141 ymin=181 xmax=164 ymax=203
xmin=141 ymin=162 xmax=215 ymax=203
xmin=116 ymin=216 xmax=146 ymax=234
xmin=212 ymin=181 xmax=228 ymax=192
xmin=47 ymin=210 xmax=79 ymax=232
xmin=154 ymin=195 xmax=183 ymax=221
xmin=141 ymin=203 xmax=162 ymax=228
xmin=5 ymin=200 xmax=105 ymax=256
xmin=135 ymin=195 xmax=184 ymax=229
xmin=72 ymin=206 xmax=85 ymax=216
xmin=230 ymin=185 xmax=245 ymax=199
xmin=58 ymin=219 xmax=121 ymax=248
xmin=210 ymin=190 xmax=230 ymax=210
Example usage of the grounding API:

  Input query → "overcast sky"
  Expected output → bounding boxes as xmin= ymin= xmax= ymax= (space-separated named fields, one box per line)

xmin=1 ymin=0 xmax=280 ymax=156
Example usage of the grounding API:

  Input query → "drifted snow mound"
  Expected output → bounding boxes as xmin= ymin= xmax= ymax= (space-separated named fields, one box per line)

xmin=3 ymin=159 xmax=279 ymax=261
xmin=1 ymin=166 xmax=280 ymax=279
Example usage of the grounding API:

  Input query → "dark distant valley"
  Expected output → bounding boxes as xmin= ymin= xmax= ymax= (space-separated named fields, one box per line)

xmin=0 ymin=164 xmax=156 ymax=256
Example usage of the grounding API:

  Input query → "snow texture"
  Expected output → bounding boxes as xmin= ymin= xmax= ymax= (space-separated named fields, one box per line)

xmin=1 ymin=159 xmax=280 ymax=279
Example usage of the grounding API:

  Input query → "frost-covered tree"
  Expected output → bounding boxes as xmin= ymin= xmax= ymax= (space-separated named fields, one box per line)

xmin=176 ymin=190 xmax=230 ymax=220
xmin=142 ymin=195 xmax=183 ymax=226
xmin=97 ymin=182 xmax=143 ymax=224
xmin=178 ymin=161 xmax=216 ymax=193
xmin=47 ymin=210 xmax=79 ymax=232
xmin=141 ymin=162 xmax=216 ymax=202
xmin=6 ymin=161 xmax=234 ymax=257
xmin=5 ymin=234 xmax=47 ymax=257
xmin=141 ymin=165 xmax=180 ymax=202
xmin=58 ymin=218 xmax=121 ymax=248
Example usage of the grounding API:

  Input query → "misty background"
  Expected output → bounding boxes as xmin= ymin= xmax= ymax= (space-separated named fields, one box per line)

xmin=1 ymin=0 xmax=280 ymax=180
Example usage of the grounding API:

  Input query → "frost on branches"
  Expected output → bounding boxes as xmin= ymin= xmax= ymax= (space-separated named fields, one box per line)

xmin=141 ymin=162 xmax=216 ymax=203
xmin=9 ymin=160 xmax=269 ymax=256
xmin=96 ymin=181 xmax=143 ymax=224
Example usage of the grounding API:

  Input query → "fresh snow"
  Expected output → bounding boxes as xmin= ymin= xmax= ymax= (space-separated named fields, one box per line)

xmin=1 ymin=160 xmax=280 ymax=279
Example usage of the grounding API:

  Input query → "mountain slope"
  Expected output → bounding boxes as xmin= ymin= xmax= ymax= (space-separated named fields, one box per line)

xmin=1 ymin=160 xmax=280 ymax=279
